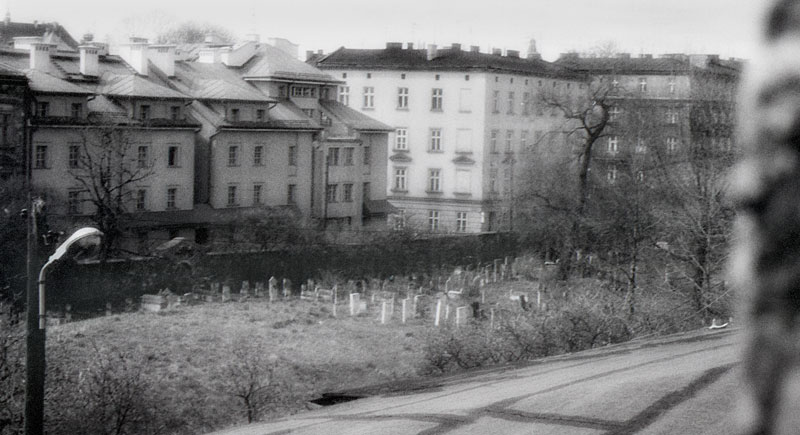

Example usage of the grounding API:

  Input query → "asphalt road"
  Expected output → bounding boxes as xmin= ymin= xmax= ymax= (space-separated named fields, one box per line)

xmin=210 ymin=328 xmax=740 ymax=435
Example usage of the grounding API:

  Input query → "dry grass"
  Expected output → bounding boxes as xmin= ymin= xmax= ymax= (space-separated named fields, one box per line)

xmin=46 ymin=299 xmax=428 ymax=432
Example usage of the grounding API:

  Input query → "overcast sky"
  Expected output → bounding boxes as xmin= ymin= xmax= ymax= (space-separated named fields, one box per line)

xmin=7 ymin=0 xmax=765 ymax=61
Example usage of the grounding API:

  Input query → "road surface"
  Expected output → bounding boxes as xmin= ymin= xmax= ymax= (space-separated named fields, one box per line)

xmin=210 ymin=328 xmax=740 ymax=434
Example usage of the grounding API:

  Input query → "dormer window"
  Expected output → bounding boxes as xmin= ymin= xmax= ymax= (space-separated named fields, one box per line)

xmin=256 ymin=109 xmax=265 ymax=122
xmin=139 ymin=105 xmax=151 ymax=121
xmin=70 ymin=103 xmax=82 ymax=119
xmin=170 ymin=106 xmax=180 ymax=121
xmin=291 ymin=86 xmax=316 ymax=98
xmin=230 ymin=108 xmax=240 ymax=122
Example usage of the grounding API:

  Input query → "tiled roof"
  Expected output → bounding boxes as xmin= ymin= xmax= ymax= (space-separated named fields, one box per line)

xmin=0 ymin=60 xmax=23 ymax=78
xmin=188 ymin=100 xmax=319 ymax=131
xmin=555 ymin=56 xmax=692 ymax=75
xmin=173 ymin=61 xmax=275 ymax=102
xmin=97 ymin=73 xmax=190 ymax=100
xmin=316 ymin=46 xmax=583 ymax=79
xmin=0 ymin=21 xmax=79 ymax=52
xmin=242 ymin=44 xmax=339 ymax=83
xmin=25 ymin=69 xmax=93 ymax=95
xmin=319 ymin=99 xmax=391 ymax=132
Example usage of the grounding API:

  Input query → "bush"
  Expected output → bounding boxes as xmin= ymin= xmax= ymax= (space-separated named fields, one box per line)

xmin=0 ymin=304 xmax=24 ymax=435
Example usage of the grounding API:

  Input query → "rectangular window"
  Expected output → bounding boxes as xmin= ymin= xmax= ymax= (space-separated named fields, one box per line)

xmin=667 ymin=137 xmax=679 ymax=153
xmin=288 ymin=145 xmax=297 ymax=166
xmin=667 ymin=108 xmax=678 ymax=124
xmin=68 ymin=144 xmax=80 ymax=169
xmin=168 ymin=146 xmax=179 ymax=167
xmin=227 ymin=185 xmax=238 ymax=207
xmin=639 ymin=78 xmax=647 ymax=93
xmin=137 ymin=145 xmax=149 ymax=169
xmin=67 ymin=191 xmax=81 ymax=215
xmin=71 ymin=103 xmax=82 ymax=119
xmin=608 ymin=136 xmax=619 ymax=154
xmin=456 ymin=129 xmax=472 ymax=153
xmin=326 ymin=184 xmax=338 ymax=203
xmin=166 ymin=188 xmax=177 ymax=209
xmin=135 ymin=189 xmax=146 ymax=211
xmin=37 ymin=102 xmax=49 ymax=117
xmin=668 ymin=77 xmax=676 ymax=94
xmin=609 ymin=106 xmax=621 ymax=122
xmin=456 ymin=212 xmax=467 ymax=232
xmin=397 ymin=87 xmax=409 ymax=109
xmin=490 ymin=130 xmax=499 ymax=153
xmin=520 ymin=130 xmax=529 ymax=151
xmin=343 ymin=183 xmax=353 ymax=202
xmin=507 ymin=92 xmax=515 ymax=114
xmin=327 ymin=147 xmax=339 ymax=165
xmin=505 ymin=130 xmax=514 ymax=152
xmin=287 ymin=184 xmax=296 ymax=204
xmin=343 ymin=147 xmax=354 ymax=165
xmin=362 ymin=182 xmax=371 ymax=201
xmin=256 ymin=109 xmax=265 ymax=122
xmin=431 ymin=88 xmax=443 ymax=111
xmin=338 ymin=86 xmax=350 ymax=106
xmin=455 ymin=169 xmax=471 ymax=193
xmin=430 ymin=129 xmax=442 ymax=152
xmin=230 ymin=108 xmax=240 ymax=122
xmin=170 ymin=106 xmax=180 ymax=120
xmin=459 ymin=88 xmax=472 ymax=112
xmin=395 ymin=128 xmax=408 ymax=150
xmin=522 ymin=92 xmax=531 ymax=116
xmin=492 ymin=91 xmax=500 ymax=113
xmin=363 ymin=87 xmax=374 ymax=108
xmin=301 ymin=108 xmax=315 ymax=119
xmin=291 ymin=86 xmax=317 ymax=97
xmin=394 ymin=167 xmax=407 ymax=191
xmin=228 ymin=145 xmax=239 ymax=166
xmin=34 ymin=145 xmax=47 ymax=169
xmin=253 ymin=145 xmax=263 ymax=166
xmin=0 ymin=113 xmax=8 ymax=146
xmin=140 ymin=105 xmax=150 ymax=120
xmin=428 ymin=169 xmax=441 ymax=192
xmin=636 ymin=137 xmax=647 ymax=153
xmin=503 ymin=168 xmax=512 ymax=194
xmin=363 ymin=146 xmax=371 ymax=165
xmin=489 ymin=167 xmax=498 ymax=192
xmin=428 ymin=210 xmax=439 ymax=231
xmin=253 ymin=184 xmax=262 ymax=205
xmin=607 ymin=165 xmax=617 ymax=183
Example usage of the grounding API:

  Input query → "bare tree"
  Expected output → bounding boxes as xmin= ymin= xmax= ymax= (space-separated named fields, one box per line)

xmin=155 ymin=22 xmax=236 ymax=44
xmin=69 ymin=123 xmax=154 ymax=254
xmin=212 ymin=341 xmax=281 ymax=424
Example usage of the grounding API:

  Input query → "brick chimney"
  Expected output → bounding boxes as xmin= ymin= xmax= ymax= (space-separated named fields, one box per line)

xmin=491 ymin=48 xmax=502 ymax=56
xmin=406 ymin=42 xmax=414 ymax=49
xmin=426 ymin=44 xmax=438 ymax=60
xmin=79 ymin=45 xmax=99 ymax=76
xmin=506 ymin=49 xmax=520 ymax=58
xmin=29 ymin=41 xmax=55 ymax=71
xmin=148 ymin=44 xmax=175 ymax=77
xmin=118 ymin=37 xmax=149 ymax=75
xmin=386 ymin=42 xmax=402 ymax=49
xmin=470 ymin=45 xmax=480 ymax=53
xmin=451 ymin=43 xmax=461 ymax=51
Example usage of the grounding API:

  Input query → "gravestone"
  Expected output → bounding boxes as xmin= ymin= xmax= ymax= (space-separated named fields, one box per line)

xmin=141 ymin=294 xmax=164 ymax=312
xmin=211 ymin=282 xmax=220 ymax=294
xmin=255 ymin=282 xmax=264 ymax=297
xmin=350 ymin=293 xmax=361 ymax=316
xmin=282 ymin=278 xmax=291 ymax=298
xmin=221 ymin=285 xmax=231 ymax=302
xmin=268 ymin=276 xmax=278 ymax=302
xmin=401 ymin=298 xmax=409 ymax=323
xmin=455 ymin=306 xmax=468 ymax=327
xmin=241 ymin=281 xmax=250 ymax=296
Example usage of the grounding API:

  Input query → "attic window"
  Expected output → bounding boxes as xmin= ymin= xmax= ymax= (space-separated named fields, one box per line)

xmin=342 ymin=72 xmax=347 ymax=79
xmin=465 ymin=74 xmax=469 ymax=81
xmin=510 ymin=78 xmax=513 ymax=84
xmin=230 ymin=108 xmax=240 ymax=121
xmin=170 ymin=106 xmax=180 ymax=120
xmin=366 ymin=73 xmax=372 ymax=79
xmin=139 ymin=105 xmax=150 ymax=120
xmin=401 ymin=73 xmax=406 ymax=79
xmin=525 ymin=79 xmax=528 ymax=85
xmin=256 ymin=109 xmax=265 ymax=122
xmin=435 ymin=74 xmax=440 ymax=80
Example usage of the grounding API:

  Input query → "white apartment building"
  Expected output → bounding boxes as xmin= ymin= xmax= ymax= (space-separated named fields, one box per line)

xmin=314 ymin=42 xmax=585 ymax=233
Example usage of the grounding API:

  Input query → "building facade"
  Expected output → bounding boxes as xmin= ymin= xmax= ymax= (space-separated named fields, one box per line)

xmin=313 ymin=42 xmax=585 ymax=233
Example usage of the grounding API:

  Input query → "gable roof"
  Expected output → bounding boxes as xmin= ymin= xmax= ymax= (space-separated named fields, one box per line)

xmin=555 ymin=56 xmax=692 ymax=75
xmin=25 ymin=69 xmax=93 ymax=95
xmin=319 ymin=99 xmax=391 ymax=132
xmin=316 ymin=46 xmax=583 ymax=79
xmin=0 ymin=20 xmax=79 ymax=52
xmin=96 ymin=73 xmax=190 ymax=100
xmin=173 ymin=61 xmax=275 ymax=102
xmin=242 ymin=44 xmax=340 ymax=83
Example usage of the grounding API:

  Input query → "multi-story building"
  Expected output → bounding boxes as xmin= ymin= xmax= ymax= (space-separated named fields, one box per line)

xmin=313 ymin=42 xmax=585 ymax=233
xmin=0 ymin=24 xmax=391 ymax=250
xmin=554 ymin=53 xmax=740 ymax=184
xmin=0 ymin=63 xmax=30 ymax=178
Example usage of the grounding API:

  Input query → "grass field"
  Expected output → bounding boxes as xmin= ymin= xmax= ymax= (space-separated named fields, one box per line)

xmin=47 ymin=298 xmax=432 ymax=433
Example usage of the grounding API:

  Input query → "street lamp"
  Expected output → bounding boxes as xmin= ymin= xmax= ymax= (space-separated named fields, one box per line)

xmin=37 ymin=227 xmax=103 ymax=329
xmin=25 ymin=226 xmax=102 ymax=435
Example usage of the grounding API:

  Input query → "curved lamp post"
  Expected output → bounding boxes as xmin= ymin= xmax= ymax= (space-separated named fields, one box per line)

xmin=37 ymin=227 xmax=103 ymax=329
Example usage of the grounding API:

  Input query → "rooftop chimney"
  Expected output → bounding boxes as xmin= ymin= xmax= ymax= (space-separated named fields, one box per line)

xmin=618 ymin=53 xmax=631 ymax=59
xmin=642 ymin=53 xmax=653 ymax=59
xmin=386 ymin=42 xmax=402 ymax=49
xmin=198 ymin=48 xmax=220 ymax=63
xmin=117 ymin=37 xmax=149 ymax=75
xmin=148 ymin=44 xmax=175 ymax=77
xmin=12 ymin=36 xmax=42 ymax=51
xmin=470 ymin=45 xmax=479 ymax=53
xmin=426 ymin=44 xmax=438 ymax=60
xmin=306 ymin=50 xmax=314 ymax=61
xmin=451 ymin=43 xmax=461 ymax=51
xmin=79 ymin=44 xmax=99 ymax=77
xmin=29 ymin=41 xmax=55 ymax=71
xmin=506 ymin=49 xmax=520 ymax=58
xmin=491 ymin=48 xmax=502 ymax=56
xmin=406 ymin=42 xmax=413 ymax=49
